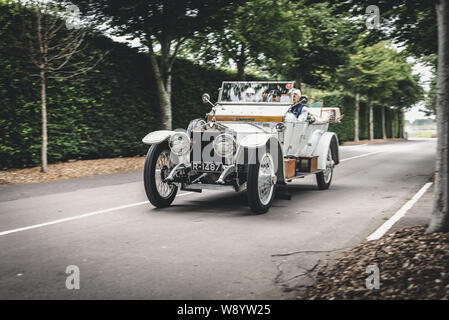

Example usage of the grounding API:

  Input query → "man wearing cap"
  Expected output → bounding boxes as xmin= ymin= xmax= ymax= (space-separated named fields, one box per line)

xmin=290 ymin=89 xmax=307 ymax=117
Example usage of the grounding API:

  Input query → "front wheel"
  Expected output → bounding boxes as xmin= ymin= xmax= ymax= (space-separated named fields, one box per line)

xmin=143 ymin=142 xmax=178 ymax=208
xmin=316 ymin=146 xmax=334 ymax=190
xmin=247 ymin=152 xmax=276 ymax=214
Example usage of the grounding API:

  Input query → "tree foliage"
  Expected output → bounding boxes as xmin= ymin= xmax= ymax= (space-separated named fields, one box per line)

xmin=185 ymin=0 xmax=297 ymax=80
xmin=337 ymin=0 xmax=438 ymax=57
xmin=338 ymin=41 xmax=422 ymax=139
xmin=71 ymin=0 xmax=240 ymax=129
xmin=266 ymin=1 xmax=360 ymax=89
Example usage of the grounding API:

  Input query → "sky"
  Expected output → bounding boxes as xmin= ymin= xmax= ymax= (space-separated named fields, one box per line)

xmin=404 ymin=57 xmax=435 ymax=123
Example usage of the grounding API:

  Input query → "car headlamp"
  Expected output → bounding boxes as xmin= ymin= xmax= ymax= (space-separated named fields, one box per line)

xmin=187 ymin=119 xmax=206 ymax=135
xmin=169 ymin=132 xmax=191 ymax=156
xmin=213 ymin=133 xmax=236 ymax=158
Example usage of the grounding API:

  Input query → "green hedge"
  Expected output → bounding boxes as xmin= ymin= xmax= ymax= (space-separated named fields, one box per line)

xmin=0 ymin=1 xmax=246 ymax=169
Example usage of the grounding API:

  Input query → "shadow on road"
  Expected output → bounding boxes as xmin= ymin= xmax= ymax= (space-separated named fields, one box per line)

xmin=151 ymin=182 xmax=321 ymax=217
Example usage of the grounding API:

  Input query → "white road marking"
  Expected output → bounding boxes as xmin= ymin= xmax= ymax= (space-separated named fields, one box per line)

xmin=0 ymin=192 xmax=194 ymax=236
xmin=366 ymin=182 xmax=433 ymax=241
xmin=340 ymin=151 xmax=383 ymax=162
xmin=341 ymin=143 xmax=368 ymax=147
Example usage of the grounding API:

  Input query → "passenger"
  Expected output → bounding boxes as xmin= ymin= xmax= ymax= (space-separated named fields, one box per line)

xmin=267 ymin=90 xmax=281 ymax=102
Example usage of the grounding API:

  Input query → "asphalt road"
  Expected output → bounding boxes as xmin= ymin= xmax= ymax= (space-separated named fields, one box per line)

xmin=0 ymin=139 xmax=436 ymax=299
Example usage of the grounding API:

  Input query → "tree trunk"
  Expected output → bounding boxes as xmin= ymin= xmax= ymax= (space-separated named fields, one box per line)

xmin=427 ymin=0 xmax=449 ymax=233
xmin=158 ymin=84 xmax=172 ymax=130
xmin=153 ymin=72 xmax=172 ymax=130
xmin=236 ymin=43 xmax=246 ymax=81
xmin=40 ymin=69 xmax=48 ymax=172
xmin=398 ymin=109 xmax=404 ymax=138
xmin=368 ymin=95 xmax=374 ymax=140
xmin=237 ymin=60 xmax=245 ymax=81
xmin=390 ymin=108 xmax=395 ymax=138
xmin=295 ymin=71 xmax=303 ymax=90
xmin=354 ymin=92 xmax=360 ymax=142
xmin=147 ymin=39 xmax=172 ymax=130
xmin=35 ymin=6 xmax=47 ymax=172
xmin=381 ymin=106 xmax=386 ymax=139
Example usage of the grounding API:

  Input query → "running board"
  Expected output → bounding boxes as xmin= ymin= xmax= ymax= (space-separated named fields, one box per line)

xmin=286 ymin=170 xmax=323 ymax=182
xmin=183 ymin=182 xmax=247 ymax=192
xmin=180 ymin=183 xmax=202 ymax=193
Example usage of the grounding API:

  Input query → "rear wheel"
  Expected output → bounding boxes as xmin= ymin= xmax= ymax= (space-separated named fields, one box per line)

xmin=247 ymin=152 xmax=276 ymax=214
xmin=143 ymin=142 xmax=178 ymax=208
xmin=316 ymin=146 xmax=333 ymax=190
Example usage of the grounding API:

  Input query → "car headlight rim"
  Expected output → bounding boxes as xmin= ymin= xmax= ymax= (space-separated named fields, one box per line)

xmin=169 ymin=132 xmax=191 ymax=156
xmin=213 ymin=133 xmax=236 ymax=158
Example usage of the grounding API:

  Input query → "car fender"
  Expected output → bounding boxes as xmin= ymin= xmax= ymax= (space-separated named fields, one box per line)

xmin=236 ymin=134 xmax=286 ymax=183
xmin=142 ymin=130 xmax=176 ymax=145
xmin=312 ymin=132 xmax=340 ymax=170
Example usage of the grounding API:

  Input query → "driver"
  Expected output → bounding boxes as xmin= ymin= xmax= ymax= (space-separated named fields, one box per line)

xmin=244 ymin=87 xmax=256 ymax=102
xmin=290 ymin=89 xmax=308 ymax=117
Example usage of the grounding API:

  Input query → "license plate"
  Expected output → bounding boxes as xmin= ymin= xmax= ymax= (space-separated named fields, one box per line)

xmin=192 ymin=162 xmax=223 ymax=172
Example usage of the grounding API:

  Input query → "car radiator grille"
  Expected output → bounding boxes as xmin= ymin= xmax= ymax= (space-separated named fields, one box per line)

xmin=190 ymin=131 xmax=221 ymax=163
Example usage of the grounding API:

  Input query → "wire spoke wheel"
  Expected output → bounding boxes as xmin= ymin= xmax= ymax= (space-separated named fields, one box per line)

xmin=258 ymin=153 xmax=275 ymax=206
xmin=316 ymin=146 xmax=334 ymax=190
xmin=144 ymin=142 xmax=178 ymax=208
xmin=154 ymin=150 xmax=175 ymax=198
xmin=323 ymin=147 xmax=333 ymax=184
xmin=247 ymin=149 xmax=277 ymax=214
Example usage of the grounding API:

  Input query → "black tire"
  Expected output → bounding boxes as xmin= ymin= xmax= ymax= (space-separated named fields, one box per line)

xmin=316 ymin=147 xmax=333 ymax=190
xmin=247 ymin=151 xmax=276 ymax=214
xmin=143 ymin=142 xmax=178 ymax=208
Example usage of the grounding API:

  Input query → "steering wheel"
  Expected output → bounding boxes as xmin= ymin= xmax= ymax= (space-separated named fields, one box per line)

xmin=299 ymin=95 xmax=309 ymax=104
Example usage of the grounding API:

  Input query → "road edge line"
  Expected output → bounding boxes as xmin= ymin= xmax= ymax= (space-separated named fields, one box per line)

xmin=340 ymin=151 xmax=383 ymax=162
xmin=366 ymin=182 xmax=433 ymax=241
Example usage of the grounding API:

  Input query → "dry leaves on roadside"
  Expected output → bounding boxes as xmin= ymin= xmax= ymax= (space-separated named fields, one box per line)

xmin=304 ymin=225 xmax=449 ymax=300
xmin=0 ymin=156 xmax=145 ymax=185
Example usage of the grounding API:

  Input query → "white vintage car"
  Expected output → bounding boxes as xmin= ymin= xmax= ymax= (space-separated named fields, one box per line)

xmin=142 ymin=81 xmax=341 ymax=213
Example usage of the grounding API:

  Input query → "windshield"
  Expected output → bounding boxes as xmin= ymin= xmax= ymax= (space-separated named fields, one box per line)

xmin=219 ymin=82 xmax=294 ymax=104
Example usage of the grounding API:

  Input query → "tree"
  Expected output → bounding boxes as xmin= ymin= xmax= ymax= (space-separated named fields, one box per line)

xmin=354 ymin=92 xmax=360 ymax=141
xmin=373 ymin=61 xmax=423 ymax=140
xmin=342 ymin=43 xmax=387 ymax=141
xmin=73 ymin=0 xmax=238 ymax=130
xmin=185 ymin=0 xmax=297 ymax=81
xmin=426 ymin=0 xmax=449 ymax=233
xmin=389 ymin=73 xmax=423 ymax=138
xmin=337 ymin=42 xmax=366 ymax=142
xmin=190 ymin=1 xmax=358 ymax=88
xmin=340 ymin=42 xmax=421 ymax=141
xmin=340 ymin=0 xmax=448 ymax=235
xmin=337 ymin=0 xmax=438 ymax=58
xmin=18 ymin=0 xmax=106 ymax=172
xmin=266 ymin=1 xmax=359 ymax=90
xmin=422 ymin=72 xmax=437 ymax=116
